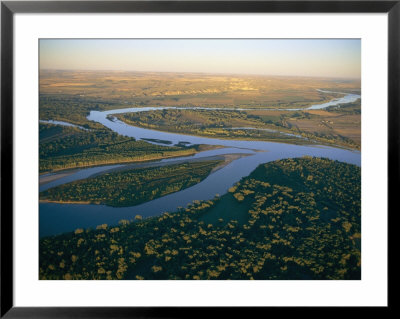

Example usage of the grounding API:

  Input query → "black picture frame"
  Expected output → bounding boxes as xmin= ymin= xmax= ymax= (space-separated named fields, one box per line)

xmin=1 ymin=0 xmax=396 ymax=317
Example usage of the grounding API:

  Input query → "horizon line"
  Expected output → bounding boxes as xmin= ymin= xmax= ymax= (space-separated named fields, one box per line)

xmin=39 ymin=68 xmax=361 ymax=81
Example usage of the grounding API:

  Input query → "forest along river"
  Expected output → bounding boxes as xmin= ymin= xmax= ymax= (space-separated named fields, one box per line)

xmin=39 ymin=92 xmax=361 ymax=237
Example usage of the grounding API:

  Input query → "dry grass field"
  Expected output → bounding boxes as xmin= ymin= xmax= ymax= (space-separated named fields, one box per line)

xmin=40 ymin=70 xmax=360 ymax=109
xmin=40 ymin=70 xmax=361 ymax=149
xmin=286 ymin=110 xmax=361 ymax=145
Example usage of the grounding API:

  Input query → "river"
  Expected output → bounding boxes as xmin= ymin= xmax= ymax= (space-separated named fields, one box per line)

xmin=39 ymin=91 xmax=361 ymax=237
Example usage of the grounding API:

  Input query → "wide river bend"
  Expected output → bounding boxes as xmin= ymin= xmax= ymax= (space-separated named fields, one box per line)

xmin=40 ymin=92 xmax=361 ymax=237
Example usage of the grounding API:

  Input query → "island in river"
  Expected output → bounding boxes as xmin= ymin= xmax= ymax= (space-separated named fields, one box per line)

xmin=39 ymin=70 xmax=361 ymax=280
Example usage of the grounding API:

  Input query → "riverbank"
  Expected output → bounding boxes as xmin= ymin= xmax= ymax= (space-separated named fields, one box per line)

xmin=39 ymin=153 xmax=251 ymax=205
xmin=39 ymin=91 xmax=361 ymax=237
xmin=116 ymin=116 xmax=360 ymax=151
xmin=39 ymin=143 xmax=223 ymax=178
xmin=40 ymin=168 xmax=81 ymax=185
xmin=109 ymin=92 xmax=361 ymax=151
xmin=39 ymin=157 xmax=361 ymax=280
xmin=39 ymin=157 xmax=232 ymax=208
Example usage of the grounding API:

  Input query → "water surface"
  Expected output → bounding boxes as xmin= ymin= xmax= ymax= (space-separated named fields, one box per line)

xmin=40 ymin=92 xmax=361 ymax=237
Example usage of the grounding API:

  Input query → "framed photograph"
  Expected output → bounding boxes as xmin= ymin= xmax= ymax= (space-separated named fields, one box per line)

xmin=1 ymin=0 xmax=396 ymax=316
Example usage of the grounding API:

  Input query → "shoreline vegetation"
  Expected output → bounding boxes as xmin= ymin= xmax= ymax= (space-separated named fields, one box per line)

xmin=39 ymin=72 xmax=360 ymax=176
xmin=39 ymin=71 xmax=361 ymax=280
xmin=115 ymin=102 xmax=360 ymax=150
xmin=39 ymin=122 xmax=221 ymax=173
xmin=40 ymin=159 xmax=226 ymax=207
xmin=39 ymin=70 xmax=360 ymax=132
xmin=39 ymin=157 xmax=361 ymax=280
xmin=39 ymin=154 xmax=250 ymax=206
xmin=40 ymin=153 xmax=250 ymax=195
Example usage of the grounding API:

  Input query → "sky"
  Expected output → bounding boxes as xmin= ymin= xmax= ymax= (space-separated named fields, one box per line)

xmin=40 ymin=39 xmax=361 ymax=79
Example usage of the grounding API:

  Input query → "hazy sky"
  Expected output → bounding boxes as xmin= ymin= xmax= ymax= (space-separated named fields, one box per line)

xmin=40 ymin=39 xmax=361 ymax=78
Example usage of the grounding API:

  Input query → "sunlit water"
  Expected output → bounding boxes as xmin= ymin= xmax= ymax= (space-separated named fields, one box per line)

xmin=39 ymin=92 xmax=361 ymax=237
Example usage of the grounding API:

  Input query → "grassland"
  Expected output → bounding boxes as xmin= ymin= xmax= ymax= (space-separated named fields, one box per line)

xmin=40 ymin=70 xmax=361 ymax=150
xmin=39 ymin=157 xmax=360 ymax=280
xmin=40 ymin=70 xmax=360 ymax=111
xmin=116 ymin=109 xmax=310 ymax=145
xmin=117 ymin=103 xmax=361 ymax=149
xmin=283 ymin=108 xmax=361 ymax=147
